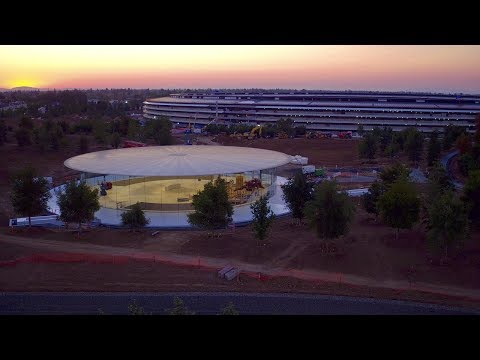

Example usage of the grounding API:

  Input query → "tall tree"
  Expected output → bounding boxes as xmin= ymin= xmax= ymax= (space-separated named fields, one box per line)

xmin=462 ymin=169 xmax=480 ymax=223
xmin=379 ymin=163 xmax=411 ymax=188
xmin=127 ymin=119 xmax=141 ymax=140
xmin=187 ymin=176 xmax=233 ymax=234
xmin=144 ymin=117 xmax=173 ymax=145
xmin=250 ymin=195 xmax=275 ymax=245
xmin=57 ymin=180 xmax=100 ymax=231
xmin=281 ymin=172 xmax=314 ymax=224
xmin=294 ymin=125 xmax=307 ymax=137
xmin=358 ymin=132 xmax=377 ymax=159
xmin=379 ymin=126 xmax=393 ymax=154
xmin=79 ymin=135 xmax=89 ymax=153
xmin=154 ymin=122 xmax=173 ymax=145
xmin=110 ymin=132 xmax=121 ymax=148
xmin=458 ymin=153 xmax=478 ymax=176
xmin=15 ymin=128 xmax=32 ymax=147
xmin=427 ymin=162 xmax=454 ymax=202
xmin=10 ymin=166 xmax=51 ymax=227
xmin=304 ymin=181 xmax=355 ymax=249
xmin=19 ymin=116 xmax=34 ymax=130
xmin=427 ymin=130 xmax=442 ymax=166
xmin=33 ymin=127 xmax=49 ymax=152
xmin=404 ymin=128 xmax=424 ymax=164
xmin=121 ymin=202 xmax=150 ymax=231
xmin=474 ymin=113 xmax=480 ymax=144
xmin=384 ymin=141 xmax=400 ymax=159
xmin=455 ymin=133 xmax=472 ymax=155
xmin=392 ymin=131 xmax=407 ymax=152
xmin=362 ymin=181 xmax=385 ymax=220
xmin=262 ymin=123 xmax=278 ymax=138
xmin=443 ymin=125 xmax=466 ymax=150
xmin=356 ymin=124 xmax=365 ymax=136
xmin=378 ymin=180 xmax=420 ymax=240
xmin=0 ymin=119 xmax=6 ymax=145
xmin=426 ymin=191 xmax=469 ymax=260
xmin=93 ymin=119 xmax=107 ymax=145
xmin=49 ymin=123 xmax=64 ymax=151
xmin=276 ymin=118 xmax=295 ymax=136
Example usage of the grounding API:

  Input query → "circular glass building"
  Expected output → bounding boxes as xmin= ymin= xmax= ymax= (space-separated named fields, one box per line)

xmin=57 ymin=145 xmax=291 ymax=227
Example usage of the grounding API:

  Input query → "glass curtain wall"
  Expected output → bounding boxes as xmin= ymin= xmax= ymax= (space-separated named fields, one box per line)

xmin=83 ymin=167 xmax=277 ymax=213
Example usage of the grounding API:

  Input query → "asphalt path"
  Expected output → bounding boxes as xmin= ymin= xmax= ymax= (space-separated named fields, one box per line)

xmin=0 ymin=292 xmax=478 ymax=315
xmin=441 ymin=150 xmax=463 ymax=189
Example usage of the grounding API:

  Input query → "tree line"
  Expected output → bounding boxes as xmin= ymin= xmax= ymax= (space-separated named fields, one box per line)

xmin=457 ymin=115 xmax=480 ymax=176
xmin=2 ymin=114 xmax=173 ymax=153
xmin=357 ymin=124 xmax=468 ymax=166
xmin=1 ymin=89 xmax=171 ymax=119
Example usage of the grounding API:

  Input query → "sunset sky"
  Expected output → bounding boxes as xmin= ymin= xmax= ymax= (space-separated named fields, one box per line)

xmin=1 ymin=45 xmax=479 ymax=93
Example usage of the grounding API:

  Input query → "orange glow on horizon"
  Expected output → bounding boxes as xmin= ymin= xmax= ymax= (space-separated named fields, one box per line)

xmin=1 ymin=45 xmax=480 ymax=93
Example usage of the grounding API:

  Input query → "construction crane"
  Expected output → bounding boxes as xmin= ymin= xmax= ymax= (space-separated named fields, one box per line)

xmin=205 ymin=101 xmax=219 ymax=127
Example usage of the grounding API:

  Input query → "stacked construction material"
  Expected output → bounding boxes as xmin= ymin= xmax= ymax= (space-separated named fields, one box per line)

xmin=290 ymin=155 xmax=308 ymax=165
xmin=218 ymin=265 xmax=241 ymax=281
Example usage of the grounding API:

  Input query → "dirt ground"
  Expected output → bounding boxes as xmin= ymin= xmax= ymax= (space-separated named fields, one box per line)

xmin=3 ymin=204 xmax=480 ymax=290
xmin=214 ymin=135 xmax=432 ymax=170
xmin=1 ymin=238 xmax=480 ymax=310
xmin=215 ymin=136 xmax=363 ymax=167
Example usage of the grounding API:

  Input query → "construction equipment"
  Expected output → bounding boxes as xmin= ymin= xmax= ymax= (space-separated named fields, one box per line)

xmin=248 ymin=125 xmax=263 ymax=140
xmin=315 ymin=168 xmax=326 ymax=177
xmin=317 ymin=133 xmax=327 ymax=139
xmin=338 ymin=131 xmax=353 ymax=139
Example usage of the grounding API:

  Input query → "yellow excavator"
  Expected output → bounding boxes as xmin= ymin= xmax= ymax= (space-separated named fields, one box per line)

xmin=248 ymin=126 xmax=263 ymax=140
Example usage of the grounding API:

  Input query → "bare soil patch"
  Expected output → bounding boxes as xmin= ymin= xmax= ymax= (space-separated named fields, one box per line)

xmin=3 ymin=206 xmax=480 ymax=291
xmin=0 ymin=242 xmax=479 ymax=310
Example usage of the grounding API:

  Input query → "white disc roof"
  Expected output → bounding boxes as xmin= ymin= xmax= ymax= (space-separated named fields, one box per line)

xmin=64 ymin=145 xmax=291 ymax=177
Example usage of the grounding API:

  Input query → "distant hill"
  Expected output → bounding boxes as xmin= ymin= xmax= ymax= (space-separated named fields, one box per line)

xmin=10 ymin=86 xmax=40 ymax=92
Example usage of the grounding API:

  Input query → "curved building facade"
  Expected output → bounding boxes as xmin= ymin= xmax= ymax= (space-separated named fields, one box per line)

xmin=48 ymin=146 xmax=292 ymax=227
xmin=143 ymin=91 xmax=480 ymax=132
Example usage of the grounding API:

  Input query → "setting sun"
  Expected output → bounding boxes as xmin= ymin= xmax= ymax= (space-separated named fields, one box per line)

xmin=7 ymin=78 xmax=41 ymax=88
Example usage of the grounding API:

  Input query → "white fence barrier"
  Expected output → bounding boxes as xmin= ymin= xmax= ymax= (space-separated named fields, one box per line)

xmin=9 ymin=215 xmax=60 ymax=227
xmin=345 ymin=188 xmax=369 ymax=197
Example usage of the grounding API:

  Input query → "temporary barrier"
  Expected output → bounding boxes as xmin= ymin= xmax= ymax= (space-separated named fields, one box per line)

xmin=4 ymin=250 xmax=467 ymax=300
xmin=9 ymin=215 xmax=60 ymax=227
xmin=0 ymin=251 xmax=344 ymax=286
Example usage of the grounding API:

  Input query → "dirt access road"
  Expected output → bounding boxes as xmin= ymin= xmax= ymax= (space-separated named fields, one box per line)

xmin=2 ymin=233 xmax=480 ymax=310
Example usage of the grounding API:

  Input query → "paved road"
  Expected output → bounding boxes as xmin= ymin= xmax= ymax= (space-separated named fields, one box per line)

xmin=441 ymin=150 xmax=464 ymax=189
xmin=0 ymin=292 xmax=477 ymax=315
